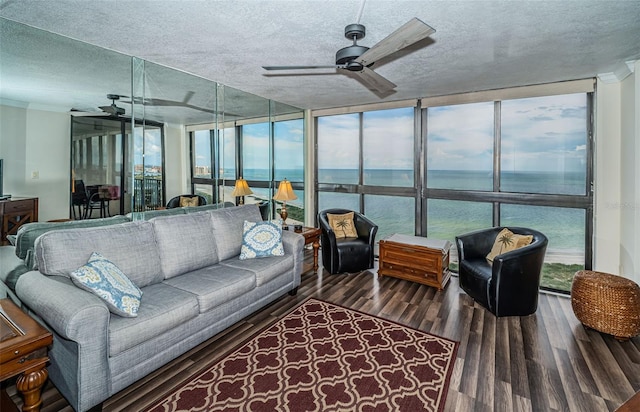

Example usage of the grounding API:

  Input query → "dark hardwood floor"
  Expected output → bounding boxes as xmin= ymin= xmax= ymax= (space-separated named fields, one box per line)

xmin=5 ymin=252 xmax=640 ymax=411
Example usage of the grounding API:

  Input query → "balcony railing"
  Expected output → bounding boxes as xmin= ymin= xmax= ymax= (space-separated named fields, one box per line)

xmin=133 ymin=177 xmax=163 ymax=211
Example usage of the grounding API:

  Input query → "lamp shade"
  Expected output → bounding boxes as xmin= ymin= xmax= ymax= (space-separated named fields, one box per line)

xmin=231 ymin=178 xmax=253 ymax=197
xmin=273 ymin=179 xmax=298 ymax=201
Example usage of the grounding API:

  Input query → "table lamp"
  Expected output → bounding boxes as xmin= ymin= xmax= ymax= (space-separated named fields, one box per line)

xmin=273 ymin=179 xmax=297 ymax=224
xmin=231 ymin=178 xmax=253 ymax=205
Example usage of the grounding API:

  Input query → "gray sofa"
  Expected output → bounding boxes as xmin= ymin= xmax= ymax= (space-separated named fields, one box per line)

xmin=11 ymin=204 xmax=304 ymax=412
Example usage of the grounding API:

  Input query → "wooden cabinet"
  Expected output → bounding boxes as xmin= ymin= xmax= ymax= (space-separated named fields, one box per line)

xmin=378 ymin=234 xmax=451 ymax=290
xmin=0 ymin=197 xmax=38 ymax=246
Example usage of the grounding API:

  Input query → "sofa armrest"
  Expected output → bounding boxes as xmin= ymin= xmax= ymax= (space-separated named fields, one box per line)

xmin=16 ymin=271 xmax=111 ymax=411
xmin=15 ymin=271 xmax=110 ymax=340
xmin=281 ymin=230 xmax=304 ymax=287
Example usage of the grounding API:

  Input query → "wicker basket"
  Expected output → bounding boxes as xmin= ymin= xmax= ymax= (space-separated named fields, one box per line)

xmin=571 ymin=270 xmax=640 ymax=340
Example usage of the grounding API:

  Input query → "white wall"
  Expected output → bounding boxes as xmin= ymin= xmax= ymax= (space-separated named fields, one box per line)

xmin=594 ymin=81 xmax=622 ymax=274
xmin=619 ymin=62 xmax=640 ymax=284
xmin=164 ymin=122 xmax=189 ymax=201
xmin=0 ymin=104 xmax=70 ymax=221
xmin=594 ymin=64 xmax=640 ymax=284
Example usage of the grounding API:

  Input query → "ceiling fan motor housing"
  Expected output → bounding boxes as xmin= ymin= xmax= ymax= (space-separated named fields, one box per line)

xmin=344 ymin=23 xmax=365 ymax=40
xmin=336 ymin=45 xmax=369 ymax=70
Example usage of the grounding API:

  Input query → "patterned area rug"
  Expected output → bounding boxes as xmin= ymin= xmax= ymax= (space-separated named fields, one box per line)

xmin=147 ymin=299 xmax=458 ymax=412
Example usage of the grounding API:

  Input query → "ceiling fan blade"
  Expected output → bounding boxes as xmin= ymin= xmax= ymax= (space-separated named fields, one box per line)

xmin=352 ymin=66 xmax=397 ymax=93
xmin=69 ymin=110 xmax=110 ymax=117
xmin=355 ymin=17 xmax=435 ymax=66
xmin=262 ymin=65 xmax=340 ymax=70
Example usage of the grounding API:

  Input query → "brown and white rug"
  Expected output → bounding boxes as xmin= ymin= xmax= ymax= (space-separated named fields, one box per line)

xmin=147 ymin=299 xmax=458 ymax=412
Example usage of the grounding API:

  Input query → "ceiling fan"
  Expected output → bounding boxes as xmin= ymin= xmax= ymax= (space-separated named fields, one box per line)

xmin=70 ymin=94 xmax=127 ymax=117
xmin=262 ymin=18 xmax=435 ymax=93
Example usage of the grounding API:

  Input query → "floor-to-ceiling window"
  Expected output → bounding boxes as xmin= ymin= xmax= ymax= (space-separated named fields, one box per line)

xmin=425 ymin=92 xmax=591 ymax=291
xmin=314 ymin=81 xmax=594 ymax=293
xmin=316 ymin=106 xmax=416 ymax=241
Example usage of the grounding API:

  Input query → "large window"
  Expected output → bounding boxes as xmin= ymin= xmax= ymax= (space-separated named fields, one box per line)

xmin=501 ymin=94 xmax=587 ymax=195
xmin=363 ymin=109 xmax=414 ymax=187
xmin=317 ymin=114 xmax=360 ymax=184
xmin=317 ymin=107 xmax=416 ymax=239
xmin=427 ymin=102 xmax=494 ymax=191
xmin=425 ymin=92 xmax=592 ymax=292
xmin=314 ymin=83 xmax=593 ymax=293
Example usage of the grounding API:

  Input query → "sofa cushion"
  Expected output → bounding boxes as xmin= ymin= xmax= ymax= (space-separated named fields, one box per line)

xmin=240 ymin=220 xmax=284 ymax=260
xmin=151 ymin=212 xmax=219 ymax=279
xmin=15 ymin=215 xmax=130 ymax=269
xmin=222 ymin=254 xmax=295 ymax=287
xmin=162 ymin=264 xmax=256 ymax=313
xmin=70 ymin=252 xmax=142 ymax=318
xmin=209 ymin=204 xmax=263 ymax=261
xmin=108 ymin=282 xmax=199 ymax=356
xmin=35 ymin=221 xmax=163 ymax=288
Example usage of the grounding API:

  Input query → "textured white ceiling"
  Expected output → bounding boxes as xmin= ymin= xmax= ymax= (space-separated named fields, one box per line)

xmin=1 ymin=0 xmax=639 ymax=118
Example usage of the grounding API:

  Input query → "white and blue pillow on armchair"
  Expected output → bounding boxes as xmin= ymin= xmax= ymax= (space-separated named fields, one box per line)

xmin=70 ymin=252 xmax=143 ymax=317
xmin=240 ymin=220 xmax=285 ymax=260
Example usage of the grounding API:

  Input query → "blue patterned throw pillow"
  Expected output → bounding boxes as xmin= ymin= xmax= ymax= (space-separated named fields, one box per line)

xmin=240 ymin=220 xmax=285 ymax=260
xmin=70 ymin=252 xmax=143 ymax=317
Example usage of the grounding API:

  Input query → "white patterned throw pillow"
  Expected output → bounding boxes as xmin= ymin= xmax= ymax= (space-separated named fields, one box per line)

xmin=70 ymin=252 xmax=143 ymax=317
xmin=239 ymin=220 xmax=285 ymax=260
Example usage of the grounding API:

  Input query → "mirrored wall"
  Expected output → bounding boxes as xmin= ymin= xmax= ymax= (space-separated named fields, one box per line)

xmin=0 ymin=17 xmax=304 ymax=216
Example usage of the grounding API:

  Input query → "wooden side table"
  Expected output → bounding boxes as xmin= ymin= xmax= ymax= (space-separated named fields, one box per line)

xmin=292 ymin=226 xmax=321 ymax=272
xmin=0 ymin=198 xmax=38 ymax=246
xmin=0 ymin=299 xmax=52 ymax=412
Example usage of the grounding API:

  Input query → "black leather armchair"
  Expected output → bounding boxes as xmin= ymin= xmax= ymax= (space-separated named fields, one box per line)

xmin=318 ymin=208 xmax=378 ymax=274
xmin=456 ymin=227 xmax=548 ymax=317
xmin=166 ymin=194 xmax=207 ymax=209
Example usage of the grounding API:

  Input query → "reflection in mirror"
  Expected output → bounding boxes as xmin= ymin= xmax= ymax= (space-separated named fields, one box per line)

xmin=71 ymin=115 xmax=165 ymax=217
xmin=3 ymin=19 xmax=304 ymax=218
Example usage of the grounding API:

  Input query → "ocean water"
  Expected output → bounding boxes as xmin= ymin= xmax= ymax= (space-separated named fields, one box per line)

xmin=235 ymin=168 xmax=587 ymax=261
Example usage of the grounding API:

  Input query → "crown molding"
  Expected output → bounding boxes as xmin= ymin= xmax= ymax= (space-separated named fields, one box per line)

xmin=598 ymin=60 xmax=637 ymax=83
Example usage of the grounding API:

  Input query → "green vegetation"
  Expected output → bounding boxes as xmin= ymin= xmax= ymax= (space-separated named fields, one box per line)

xmin=285 ymin=204 xmax=305 ymax=223
xmin=541 ymin=262 xmax=582 ymax=292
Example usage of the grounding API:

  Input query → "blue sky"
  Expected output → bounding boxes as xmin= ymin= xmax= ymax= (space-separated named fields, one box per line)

xmin=316 ymin=94 xmax=586 ymax=173
xmin=318 ymin=107 xmax=415 ymax=170
xmin=134 ymin=127 xmax=163 ymax=167
xmin=427 ymin=93 xmax=587 ymax=172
